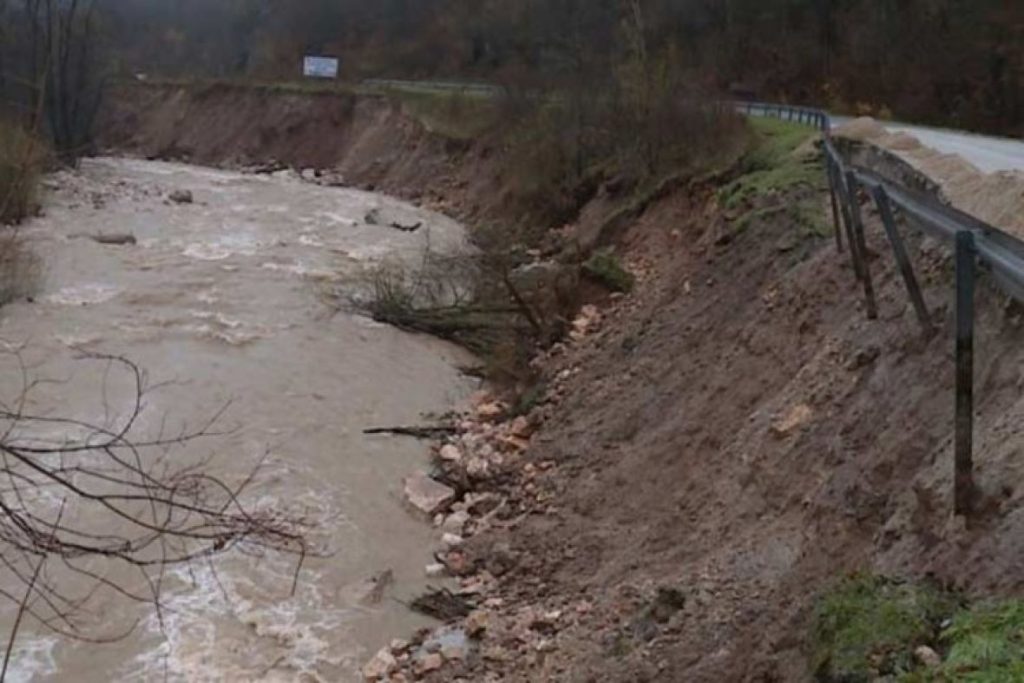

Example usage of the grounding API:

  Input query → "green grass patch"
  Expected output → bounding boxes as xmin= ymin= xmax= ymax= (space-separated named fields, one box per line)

xmin=812 ymin=574 xmax=959 ymax=682
xmin=718 ymin=117 xmax=829 ymax=239
xmin=385 ymin=89 xmax=501 ymax=141
xmin=582 ymin=248 xmax=635 ymax=293
xmin=127 ymin=75 xmax=360 ymax=98
xmin=938 ymin=600 xmax=1024 ymax=681
xmin=811 ymin=574 xmax=1024 ymax=682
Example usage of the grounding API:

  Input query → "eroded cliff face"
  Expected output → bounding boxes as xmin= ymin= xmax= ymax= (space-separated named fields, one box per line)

xmin=96 ymin=82 xmax=506 ymax=227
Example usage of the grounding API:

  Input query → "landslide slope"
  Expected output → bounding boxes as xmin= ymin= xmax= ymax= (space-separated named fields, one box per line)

xmin=443 ymin=136 xmax=1024 ymax=681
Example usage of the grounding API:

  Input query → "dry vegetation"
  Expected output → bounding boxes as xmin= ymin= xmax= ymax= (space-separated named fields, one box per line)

xmin=0 ymin=352 xmax=309 ymax=657
xmin=0 ymin=120 xmax=46 ymax=308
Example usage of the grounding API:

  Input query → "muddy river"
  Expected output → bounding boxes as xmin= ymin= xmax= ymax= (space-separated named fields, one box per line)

xmin=0 ymin=158 xmax=476 ymax=681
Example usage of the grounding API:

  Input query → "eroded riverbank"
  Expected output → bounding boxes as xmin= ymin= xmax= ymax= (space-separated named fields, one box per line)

xmin=0 ymin=158 xmax=477 ymax=681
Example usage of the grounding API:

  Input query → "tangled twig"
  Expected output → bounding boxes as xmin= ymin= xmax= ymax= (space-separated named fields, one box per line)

xmin=0 ymin=349 xmax=309 ymax=662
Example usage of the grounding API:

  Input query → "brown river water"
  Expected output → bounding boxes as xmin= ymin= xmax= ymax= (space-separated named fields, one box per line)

xmin=0 ymin=158 xmax=476 ymax=681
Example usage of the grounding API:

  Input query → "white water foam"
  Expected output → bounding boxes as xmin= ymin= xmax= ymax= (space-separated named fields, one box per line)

xmin=46 ymin=284 xmax=119 ymax=306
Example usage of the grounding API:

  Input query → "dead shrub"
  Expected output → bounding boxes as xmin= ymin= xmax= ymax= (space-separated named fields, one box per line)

xmin=0 ymin=120 xmax=46 ymax=225
xmin=339 ymin=242 xmax=556 ymax=386
xmin=0 ymin=228 xmax=41 ymax=307
xmin=495 ymin=79 xmax=742 ymax=235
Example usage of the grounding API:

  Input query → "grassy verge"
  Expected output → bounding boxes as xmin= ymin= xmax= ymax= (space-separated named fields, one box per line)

xmin=582 ymin=249 xmax=635 ymax=293
xmin=812 ymin=573 xmax=1024 ymax=682
xmin=383 ymin=89 xmax=501 ymax=141
xmin=718 ymin=117 xmax=829 ymax=239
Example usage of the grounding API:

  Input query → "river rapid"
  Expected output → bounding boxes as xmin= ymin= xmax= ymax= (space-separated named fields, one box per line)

xmin=0 ymin=158 xmax=476 ymax=681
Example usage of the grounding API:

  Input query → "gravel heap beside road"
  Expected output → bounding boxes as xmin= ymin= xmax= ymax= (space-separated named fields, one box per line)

xmin=834 ymin=117 xmax=1024 ymax=238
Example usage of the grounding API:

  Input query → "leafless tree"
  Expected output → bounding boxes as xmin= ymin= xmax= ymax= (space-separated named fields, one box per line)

xmin=0 ymin=348 xmax=309 ymax=675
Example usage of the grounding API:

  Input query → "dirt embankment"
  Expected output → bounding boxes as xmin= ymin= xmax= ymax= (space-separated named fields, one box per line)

xmin=97 ymin=82 xmax=503 ymax=226
xmin=99 ymin=86 xmax=1024 ymax=681
xmin=374 ymin=182 xmax=1024 ymax=681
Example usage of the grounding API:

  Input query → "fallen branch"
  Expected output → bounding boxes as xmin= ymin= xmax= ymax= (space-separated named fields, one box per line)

xmin=363 ymin=425 xmax=457 ymax=439
xmin=409 ymin=587 xmax=472 ymax=620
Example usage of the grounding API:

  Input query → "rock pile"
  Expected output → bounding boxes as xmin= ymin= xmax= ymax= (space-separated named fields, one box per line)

xmin=360 ymin=389 xmax=567 ymax=681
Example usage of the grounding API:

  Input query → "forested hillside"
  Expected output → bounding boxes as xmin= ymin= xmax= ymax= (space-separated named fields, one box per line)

xmin=99 ymin=0 xmax=1023 ymax=135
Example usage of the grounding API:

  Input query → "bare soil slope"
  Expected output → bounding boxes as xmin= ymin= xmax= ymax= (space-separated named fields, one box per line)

xmin=420 ymin=187 xmax=1024 ymax=681
xmin=97 ymin=82 xmax=500 ymax=224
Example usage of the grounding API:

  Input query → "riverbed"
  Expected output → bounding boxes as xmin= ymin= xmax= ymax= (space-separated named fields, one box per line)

xmin=0 ymin=158 xmax=476 ymax=681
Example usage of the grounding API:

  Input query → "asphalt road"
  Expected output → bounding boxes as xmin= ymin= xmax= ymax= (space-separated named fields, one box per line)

xmin=831 ymin=116 xmax=1024 ymax=174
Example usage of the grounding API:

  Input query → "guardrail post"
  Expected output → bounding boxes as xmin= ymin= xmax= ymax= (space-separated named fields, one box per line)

xmin=836 ymin=168 xmax=864 ymax=279
xmin=826 ymin=158 xmax=844 ymax=253
xmin=954 ymin=230 xmax=977 ymax=517
xmin=844 ymin=171 xmax=879 ymax=319
xmin=871 ymin=186 xmax=934 ymax=338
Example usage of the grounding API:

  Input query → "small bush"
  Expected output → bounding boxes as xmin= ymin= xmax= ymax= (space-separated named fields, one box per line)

xmin=582 ymin=248 xmax=635 ymax=293
xmin=389 ymin=90 xmax=501 ymax=141
xmin=939 ymin=600 xmax=1024 ymax=680
xmin=812 ymin=574 xmax=958 ymax=681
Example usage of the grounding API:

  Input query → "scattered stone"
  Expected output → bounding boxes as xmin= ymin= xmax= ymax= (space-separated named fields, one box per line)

xmin=485 ymin=543 xmax=518 ymax=577
xmin=414 ymin=653 xmax=443 ymax=675
xmin=847 ymin=345 xmax=881 ymax=370
xmin=476 ymin=402 xmax=506 ymax=422
xmin=570 ymin=305 xmax=602 ymax=340
xmin=465 ymin=493 xmax=503 ymax=516
xmin=441 ymin=549 xmax=472 ymax=576
xmin=770 ymin=403 xmax=813 ymax=439
xmin=301 ymin=168 xmax=318 ymax=181
xmin=465 ymin=458 xmax=491 ymax=480
xmin=425 ymin=563 xmax=448 ymax=578
xmin=168 ymin=189 xmax=193 ymax=204
xmin=508 ymin=416 xmax=535 ymax=439
xmin=404 ymin=472 xmax=456 ymax=517
xmin=362 ymin=647 xmax=397 ymax=681
xmin=442 ymin=511 xmax=470 ymax=534
xmin=441 ymin=533 xmax=464 ymax=549
xmin=390 ymin=639 xmax=410 ymax=654
xmin=648 ymin=587 xmax=686 ymax=623
xmin=439 ymin=444 xmax=463 ymax=463
xmin=419 ymin=627 xmax=471 ymax=663
xmin=465 ymin=610 xmax=490 ymax=638
xmin=914 ymin=645 xmax=942 ymax=668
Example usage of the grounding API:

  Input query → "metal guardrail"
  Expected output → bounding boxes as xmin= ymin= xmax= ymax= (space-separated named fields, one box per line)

xmin=738 ymin=100 xmax=1020 ymax=517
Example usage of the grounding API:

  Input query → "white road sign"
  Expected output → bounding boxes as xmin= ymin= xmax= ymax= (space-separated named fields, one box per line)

xmin=303 ymin=56 xmax=339 ymax=79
